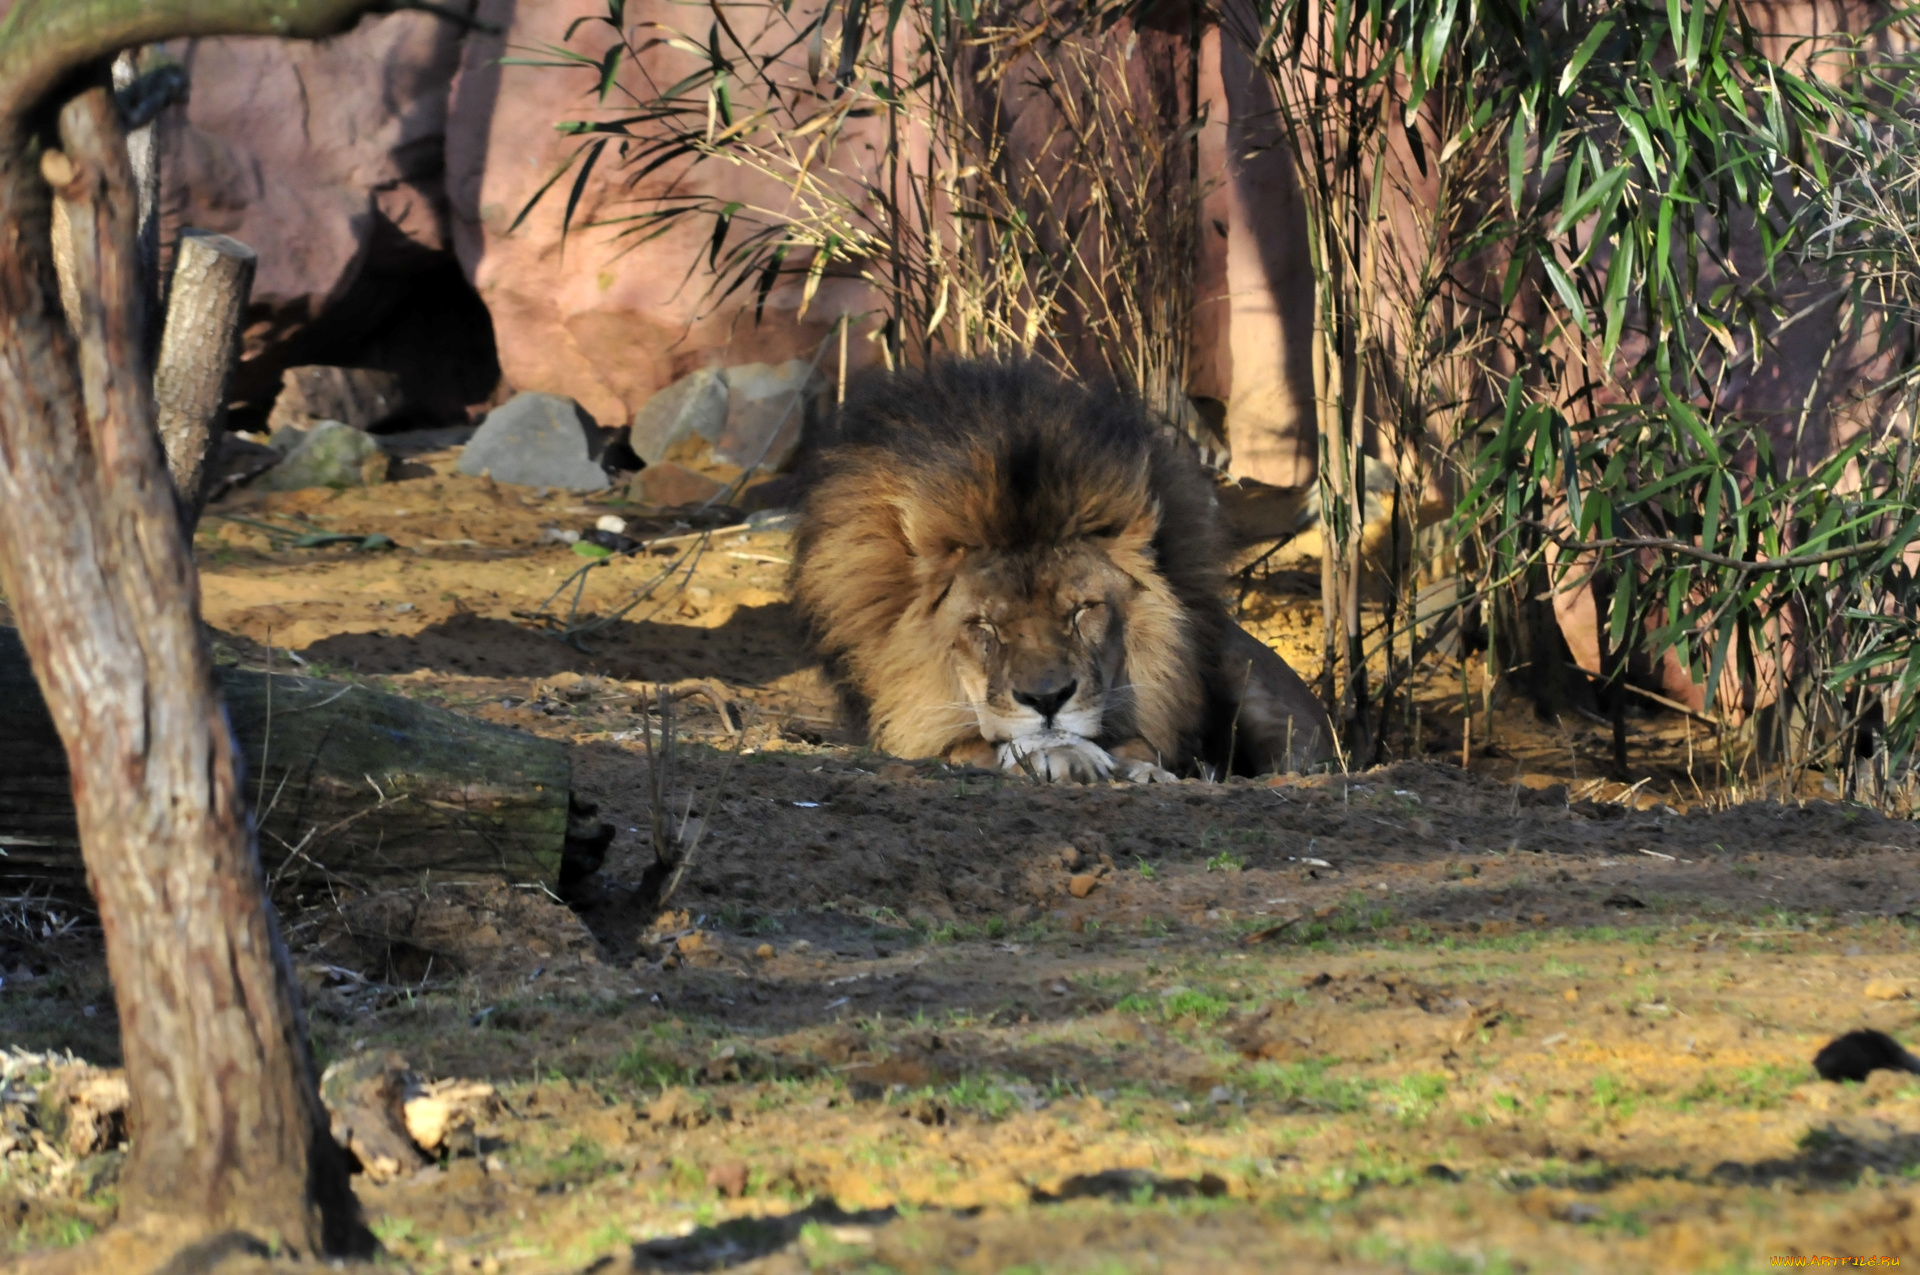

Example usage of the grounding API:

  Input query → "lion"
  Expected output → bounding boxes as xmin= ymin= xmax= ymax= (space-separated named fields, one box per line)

xmin=790 ymin=360 xmax=1334 ymax=782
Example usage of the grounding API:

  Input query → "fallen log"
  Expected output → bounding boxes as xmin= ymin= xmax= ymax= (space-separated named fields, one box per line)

xmin=0 ymin=626 xmax=602 ymax=890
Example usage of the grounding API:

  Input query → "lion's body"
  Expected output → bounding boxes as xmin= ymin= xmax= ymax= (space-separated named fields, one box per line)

xmin=791 ymin=361 xmax=1332 ymax=780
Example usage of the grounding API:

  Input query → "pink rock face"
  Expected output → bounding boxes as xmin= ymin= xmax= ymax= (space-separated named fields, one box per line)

xmin=160 ymin=13 xmax=468 ymax=404
xmin=447 ymin=0 xmax=874 ymax=428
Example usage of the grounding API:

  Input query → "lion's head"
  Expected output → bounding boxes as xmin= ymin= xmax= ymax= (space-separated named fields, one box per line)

xmin=792 ymin=361 xmax=1224 ymax=773
xmin=942 ymin=535 xmax=1147 ymax=749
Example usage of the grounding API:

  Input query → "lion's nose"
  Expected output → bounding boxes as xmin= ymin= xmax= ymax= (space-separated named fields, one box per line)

xmin=1014 ymin=679 xmax=1077 ymax=723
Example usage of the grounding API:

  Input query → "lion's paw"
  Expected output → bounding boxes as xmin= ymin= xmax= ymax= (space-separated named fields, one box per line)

xmin=998 ymin=733 xmax=1116 ymax=783
xmin=1117 ymin=758 xmax=1178 ymax=784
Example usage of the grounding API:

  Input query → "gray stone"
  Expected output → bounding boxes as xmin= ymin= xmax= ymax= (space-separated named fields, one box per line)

xmin=456 ymin=393 xmax=609 ymax=491
xmin=629 ymin=366 xmax=728 ymax=466
xmin=266 ymin=365 xmax=406 ymax=433
xmin=266 ymin=423 xmax=310 ymax=453
xmin=746 ymin=508 xmax=799 ymax=533
xmin=714 ymin=359 xmax=824 ymax=472
xmin=252 ymin=421 xmax=389 ymax=490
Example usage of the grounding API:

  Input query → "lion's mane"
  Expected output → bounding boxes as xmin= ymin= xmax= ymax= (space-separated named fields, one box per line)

xmin=790 ymin=360 xmax=1230 ymax=765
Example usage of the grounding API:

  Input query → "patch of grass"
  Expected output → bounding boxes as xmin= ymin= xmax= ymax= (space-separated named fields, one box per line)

xmin=940 ymin=1074 xmax=1027 ymax=1121
xmin=1381 ymin=1072 xmax=1449 ymax=1124
xmin=546 ymin=1136 xmax=611 ymax=1187
xmin=1240 ymin=1058 xmax=1372 ymax=1113
xmin=1673 ymin=1063 xmax=1803 ymax=1112
xmin=669 ymin=1156 xmax=708 ymax=1192
xmin=1135 ymin=856 xmax=1158 ymax=881
xmin=921 ymin=920 xmax=988 ymax=943
xmin=1160 ymin=989 xmax=1233 ymax=1023
xmin=12 ymin=1216 xmax=100 ymax=1252
xmin=1206 ymin=851 xmax=1246 ymax=873
xmin=370 ymin=1216 xmax=420 ymax=1251
xmin=1330 ymin=890 xmax=1393 ymax=935
xmin=612 ymin=1039 xmax=688 ymax=1090
xmin=1591 ymin=1073 xmax=1637 ymax=1123
xmin=800 ymin=1219 xmax=879 ymax=1267
xmin=570 ymin=1221 xmax=631 ymax=1262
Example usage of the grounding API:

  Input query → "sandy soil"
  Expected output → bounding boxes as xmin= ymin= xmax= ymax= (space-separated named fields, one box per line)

xmin=1 ymin=450 xmax=1918 ymax=1273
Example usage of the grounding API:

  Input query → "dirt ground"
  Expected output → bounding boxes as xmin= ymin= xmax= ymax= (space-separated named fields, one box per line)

xmin=3 ymin=449 xmax=1919 ymax=1273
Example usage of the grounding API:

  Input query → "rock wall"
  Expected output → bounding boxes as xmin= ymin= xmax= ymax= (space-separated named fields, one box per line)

xmin=160 ymin=1 xmax=1307 ymax=446
xmin=445 ymin=0 xmax=875 ymax=429
xmin=159 ymin=11 xmax=498 ymax=423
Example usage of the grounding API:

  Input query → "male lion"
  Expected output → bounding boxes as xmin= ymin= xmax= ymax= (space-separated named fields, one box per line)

xmin=791 ymin=360 xmax=1334 ymax=782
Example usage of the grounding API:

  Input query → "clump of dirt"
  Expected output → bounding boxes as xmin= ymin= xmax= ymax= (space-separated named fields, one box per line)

xmin=295 ymin=881 xmax=614 ymax=994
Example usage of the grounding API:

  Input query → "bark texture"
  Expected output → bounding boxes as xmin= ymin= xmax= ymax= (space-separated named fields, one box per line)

xmin=0 ymin=85 xmax=358 ymax=1255
xmin=153 ymin=228 xmax=255 ymax=518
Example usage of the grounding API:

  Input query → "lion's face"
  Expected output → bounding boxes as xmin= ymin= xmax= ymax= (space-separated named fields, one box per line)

xmin=939 ymin=542 xmax=1135 ymax=748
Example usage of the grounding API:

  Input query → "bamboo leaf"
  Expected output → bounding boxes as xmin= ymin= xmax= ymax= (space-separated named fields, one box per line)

xmin=597 ymin=44 xmax=622 ymax=103
xmin=1553 ymin=163 xmax=1628 ymax=236
xmin=708 ymin=201 xmax=742 ymax=270
xmin=1601 ymin=233 xmax=1635 ymax=364
xmin=1508 ymin=110 xmax=1529 ymax=213
xmin=507 ymin=149 xmax=583 ymax=235
xmin=560 ymin=139 xmax=609 ymax=247
xmin=1558 ymin=19 xmax=1615 ymax=97
xmin=1539 ymin=255 xmax=1591 ymax=335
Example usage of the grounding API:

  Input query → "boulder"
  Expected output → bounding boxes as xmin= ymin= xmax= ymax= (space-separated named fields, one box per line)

xmin=266 ymin=366 xmax=407 ymax=434
xmin=713 ymin=359 xmax=825 ymax=472
xmin=630 ymin=366 xmax=728 ymax=466
xmin=456 ymin=392 xmax=609 ymax=491
xmin=252 ymin=421 xmax=389 ymax=490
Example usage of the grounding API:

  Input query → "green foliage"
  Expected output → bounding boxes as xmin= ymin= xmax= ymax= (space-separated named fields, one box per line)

xmin=1205 ymin=851 xmax=1246 ymax=873
xmin=1241 ymin=0 xmax=1920 ymax=777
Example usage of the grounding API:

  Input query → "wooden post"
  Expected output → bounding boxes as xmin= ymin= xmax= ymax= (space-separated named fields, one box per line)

xmin=111 ymin=51 xmax=162 ymax=323
xmin=154 ymin=230 xmax=255 ymax=521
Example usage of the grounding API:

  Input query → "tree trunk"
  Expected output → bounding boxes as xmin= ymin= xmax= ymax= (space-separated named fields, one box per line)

xmin=0 ymin=81 xmax=362 ymax=1261
xmin=153 ymin=229 xmax=255 ymax=523
xmin=0 ymin=626 xmax=576 ymax=888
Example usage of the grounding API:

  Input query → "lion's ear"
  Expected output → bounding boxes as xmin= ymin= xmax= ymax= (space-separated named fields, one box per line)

xmin=1097 ymin=500 xmax=1161 ymax=566
xmin=894 ymin=495 xmax=960 ymax=560
xmin=893 ymin=498 xmax=967 ymax=563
